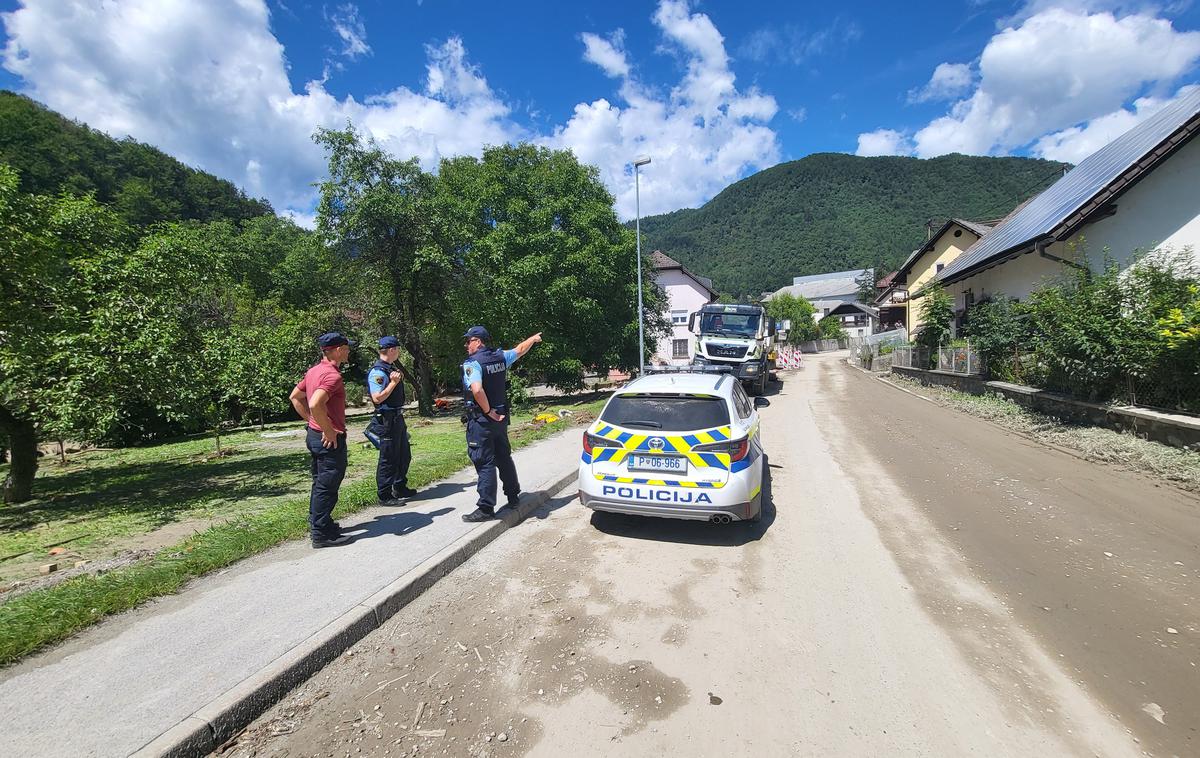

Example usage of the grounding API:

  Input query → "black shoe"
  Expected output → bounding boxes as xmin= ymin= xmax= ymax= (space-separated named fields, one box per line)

xmin=378 ymin=497 xmax=406 ymax=507
xmin=312 ymin=533 xmax=352 ymax=548
xmin=394 ymin=486 xmax=420 ymax=499
xmin=461 ymin=508 xmax=496 ymax=523
xmin=505 ymin=497 xmax=521 ymax=509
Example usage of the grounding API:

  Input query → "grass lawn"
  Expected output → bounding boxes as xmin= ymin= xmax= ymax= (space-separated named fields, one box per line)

xmin=0 ymin=395 xmax=606 ymax=665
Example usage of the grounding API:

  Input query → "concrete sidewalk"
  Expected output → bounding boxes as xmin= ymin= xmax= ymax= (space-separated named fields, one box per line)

xmin=0 ymin=428 xmax=584 ymax=758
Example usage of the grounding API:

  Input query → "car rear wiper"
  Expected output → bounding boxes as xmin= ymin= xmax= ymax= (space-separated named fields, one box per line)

xmin=621 ymin=420 xmax=663 ymax=428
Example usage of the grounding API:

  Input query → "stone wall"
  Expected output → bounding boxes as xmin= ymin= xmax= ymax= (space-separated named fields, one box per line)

xmin=890 ymin=367 xmax=1200 ymax=450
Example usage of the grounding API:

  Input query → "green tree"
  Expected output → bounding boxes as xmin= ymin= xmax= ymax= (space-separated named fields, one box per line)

xmin=914 ymin=282 xmax=953 ymax=367
xmin=434 ymin=143 xmax=664 ymax=387
xmin=766 ymin=293 xmax=819 ymax=343
xmin=314 ymin=126 xmax=448 ymax=415
xmin=818 ymin=315 xmax=848 ymax=340
xmin=0 ymin=165 xmax=138 ymax=500
xmin=855 ymin=268 xmax=877 ymax=303
xmin=964 ymin=297 xmax=1035 ymax=382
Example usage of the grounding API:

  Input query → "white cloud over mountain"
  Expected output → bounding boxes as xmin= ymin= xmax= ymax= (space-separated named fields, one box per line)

xmin=0 ymin=0 xmax=779 ymax=220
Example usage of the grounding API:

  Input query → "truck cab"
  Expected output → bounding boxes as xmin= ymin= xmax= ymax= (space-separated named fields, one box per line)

xmin=688 ymin=304 xmax=776 ymax=395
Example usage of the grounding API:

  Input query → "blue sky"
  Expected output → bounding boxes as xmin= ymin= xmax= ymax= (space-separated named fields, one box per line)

xmin=2 ymin=0 xmax=1199 ymax=222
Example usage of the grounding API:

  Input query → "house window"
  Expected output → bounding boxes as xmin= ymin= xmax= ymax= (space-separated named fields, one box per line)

xmin=672 ymin=339 xmax=689 ymax=359
xmin=671 ymin=309 xmax=688 ymax=325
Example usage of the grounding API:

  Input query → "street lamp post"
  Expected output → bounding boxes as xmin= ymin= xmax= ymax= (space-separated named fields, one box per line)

xmin=633 ymin=155 xmax=651 ymax=374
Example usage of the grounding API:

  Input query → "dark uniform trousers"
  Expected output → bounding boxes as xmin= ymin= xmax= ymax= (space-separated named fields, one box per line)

xmin=372 ymin=410 xmax=411 ymax=500
xmin=306 ymin=428 xmax=347 ymax=536
xmin=466 ymin=416 xmax=519 ymax=513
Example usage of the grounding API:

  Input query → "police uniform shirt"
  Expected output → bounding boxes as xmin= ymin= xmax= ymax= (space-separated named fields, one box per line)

xmin=462 ymin=349 xmax=520 ymax=393
xmin=368 ymin=366 xmax=392 ymax=401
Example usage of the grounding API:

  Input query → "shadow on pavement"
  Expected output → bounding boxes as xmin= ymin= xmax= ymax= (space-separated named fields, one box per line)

xmin=587 ymin=464 xmax=776 ymax=547
xmin=408 ymin=480 xmax=473 ymax=502
xmin=345 ymin=507 xmax=455 ymax=540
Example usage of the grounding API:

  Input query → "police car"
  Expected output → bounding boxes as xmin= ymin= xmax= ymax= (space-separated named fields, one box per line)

xmin=578 ymin=369 xmax=769 ymax=524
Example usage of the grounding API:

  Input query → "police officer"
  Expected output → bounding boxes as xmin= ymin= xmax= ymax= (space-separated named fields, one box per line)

xmin=289 ymin=332 xmax=354 ymax=548
xmin=459 ymin=326 xmax=542 ymax=522
xmin=367 ymin=336 xmax=418 ymax=505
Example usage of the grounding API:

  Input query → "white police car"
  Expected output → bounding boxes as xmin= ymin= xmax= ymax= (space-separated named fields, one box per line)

xmin=578 ymin=369 xmax=768 ymax=523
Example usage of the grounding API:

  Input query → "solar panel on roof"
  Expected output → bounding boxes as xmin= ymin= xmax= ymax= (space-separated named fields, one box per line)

xmin=937 ymin=88 xmax=1200 ymax=283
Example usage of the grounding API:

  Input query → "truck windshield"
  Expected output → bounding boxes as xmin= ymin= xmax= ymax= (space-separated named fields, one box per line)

xmin=699 ymin=312 xmax=759 ymax=337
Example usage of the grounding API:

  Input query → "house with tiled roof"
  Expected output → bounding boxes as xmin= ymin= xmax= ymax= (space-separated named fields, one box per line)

xmin=649 ymin=250 xmax=718 ymax=364
xmin=892 ymin=218 xmax=993 ymax=335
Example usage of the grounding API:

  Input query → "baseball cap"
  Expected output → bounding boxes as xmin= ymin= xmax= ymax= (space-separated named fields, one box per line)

xmin=378 ymin=336 xmax=400 ymax=349
xmin=317 ymin=332 xmax=354 ymax=349
xmin=462 ymin=326 xmax=491 ymax=342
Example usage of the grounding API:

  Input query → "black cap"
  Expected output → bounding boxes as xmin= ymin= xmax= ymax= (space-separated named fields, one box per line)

xmin=462 ymin=326 xmax=490 ymax=342
xmin=317 ymin=332 xmax=353 ymax=349
xmin=378 ymin=336 xmax=399 ymax=349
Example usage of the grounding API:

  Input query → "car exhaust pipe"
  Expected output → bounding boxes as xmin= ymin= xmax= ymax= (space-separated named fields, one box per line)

xmin=709 ymin=514 xmax=732 ymax=524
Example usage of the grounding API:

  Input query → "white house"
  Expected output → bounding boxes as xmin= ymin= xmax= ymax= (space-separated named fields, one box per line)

xmin=650 ymin=251 xmax=718 ymax=364
xmin=767 ymin=269 xmax=870 ymax=318
xmin=934 ymin=88 xmax=1200 ymax=327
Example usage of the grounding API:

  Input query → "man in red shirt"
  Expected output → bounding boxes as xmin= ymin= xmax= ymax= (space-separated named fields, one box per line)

xmin=289 ymin=332 xmax=354 ymax=548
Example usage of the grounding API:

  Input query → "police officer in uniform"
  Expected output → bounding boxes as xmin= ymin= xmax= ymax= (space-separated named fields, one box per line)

xmin=459 ymin=326 xmax=542 ymax=522
xmin=366 ymin=336 xmax=418 ymax=505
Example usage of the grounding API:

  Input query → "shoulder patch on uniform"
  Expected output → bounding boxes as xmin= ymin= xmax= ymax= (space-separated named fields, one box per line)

xmin=465 ymin=365 xmax=476 ymax=378
xmin=372 ymin=375 xmax=385 ymax=385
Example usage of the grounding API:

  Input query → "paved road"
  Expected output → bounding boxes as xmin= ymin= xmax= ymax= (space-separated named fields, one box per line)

xmin=227 ymin=353 xmax=1197 ymax=757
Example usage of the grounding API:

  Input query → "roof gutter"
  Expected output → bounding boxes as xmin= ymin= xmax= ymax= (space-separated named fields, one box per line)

xmin=1036 ymin=238 xmax=1088 ymax=273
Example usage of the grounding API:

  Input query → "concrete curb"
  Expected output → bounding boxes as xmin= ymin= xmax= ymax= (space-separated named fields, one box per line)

xmin=130 ymin=468 xmax=579 ymax=758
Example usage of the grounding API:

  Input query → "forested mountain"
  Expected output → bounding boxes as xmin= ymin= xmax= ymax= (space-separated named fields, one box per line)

xmin=0 ymin=91 xmax=271 ymax=226
xmin=637 ymin=152 xmax=1069 ymax=297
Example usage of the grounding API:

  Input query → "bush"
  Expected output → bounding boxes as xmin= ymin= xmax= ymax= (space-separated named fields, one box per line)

xmin=914 ymin=283 xmax=953 ymax=368
xmin=966 ymin=247 xmax=1199 ymax=408
xmin=966 ymin=297 xmax=1038 ymax=383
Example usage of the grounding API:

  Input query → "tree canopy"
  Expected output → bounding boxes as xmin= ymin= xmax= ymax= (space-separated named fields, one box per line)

xmin=0 ymin=91 xmax=272 ymax=226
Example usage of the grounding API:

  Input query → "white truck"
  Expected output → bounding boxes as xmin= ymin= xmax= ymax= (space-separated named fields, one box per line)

xmin=688 ymin=303 xmax=777 ymax=395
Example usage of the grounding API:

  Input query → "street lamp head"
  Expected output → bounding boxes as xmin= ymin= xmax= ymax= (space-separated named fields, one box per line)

xmin=633 ymin=155 xmax=651 ymax=167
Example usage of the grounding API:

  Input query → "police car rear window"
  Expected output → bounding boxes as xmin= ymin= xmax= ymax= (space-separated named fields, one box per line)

xmin=600 ymin=394 xmax=729 ymax=432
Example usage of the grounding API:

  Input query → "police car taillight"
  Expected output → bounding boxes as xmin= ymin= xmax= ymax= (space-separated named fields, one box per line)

xmin=583 ymin=431 xmax=619 ymax=454
xmin=693 ymin=437 xmax=750 ymax=462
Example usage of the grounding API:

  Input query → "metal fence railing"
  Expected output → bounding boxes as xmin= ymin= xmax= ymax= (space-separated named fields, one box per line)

xmin=889 ymin=344 xmax=986 ymax=375
xmin=992 ymin=352 xmax=1200 ymax=415
xmin=937 ymin=345 xmax=986 ymax=375
xmin=848 ymin=328 xmax=909 ymax=372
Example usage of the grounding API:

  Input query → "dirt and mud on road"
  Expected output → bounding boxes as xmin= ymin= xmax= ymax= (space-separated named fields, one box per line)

xmin=224 ymin=352 xmax=1195 ymax=758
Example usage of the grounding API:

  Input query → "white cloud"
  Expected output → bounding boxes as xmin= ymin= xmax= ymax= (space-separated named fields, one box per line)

xmin=329 ymin=4 xmax=370 ymax=60
xmin=903 ymin=9 xmax=1200 ymax=158
xmin=548 ymin=0 xmax=780 ymax=216
xmin=1 ymin=0 xmax=779 ymax=220
xmin=1033 ymin=84 xmax=1200 ymax=162
xmin=737 ymin=18 xmax=862 ymax=65
xmin=1 ymin=0 xmax=519 ymax=215
xmin=788 ymin=106 xmax=807 ymax=122
xmin=855 ymin=129 xmax=914 ymax=157
xmin=581 ymin=30 xmax=629 ymax=78
xmin=907 ymin=62 xmax=973 ymax=104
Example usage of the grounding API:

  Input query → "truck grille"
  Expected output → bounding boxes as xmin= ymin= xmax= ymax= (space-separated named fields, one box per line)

xmin=708 ymin=344 xmax=748 ymax=359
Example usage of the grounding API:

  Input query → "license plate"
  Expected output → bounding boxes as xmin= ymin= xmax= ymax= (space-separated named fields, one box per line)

xmin=628 ymin=454 xmax=688 ymax=474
